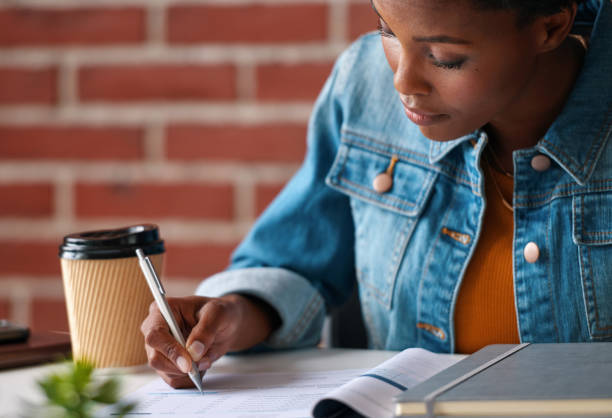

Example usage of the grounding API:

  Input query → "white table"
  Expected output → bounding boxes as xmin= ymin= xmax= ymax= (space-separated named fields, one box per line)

xmin=0 ymin=348 xmax=399 ymax=418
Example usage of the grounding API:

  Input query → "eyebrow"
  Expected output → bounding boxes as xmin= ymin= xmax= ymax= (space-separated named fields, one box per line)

xmin=369 ymin=0 xmax=472 ymax=45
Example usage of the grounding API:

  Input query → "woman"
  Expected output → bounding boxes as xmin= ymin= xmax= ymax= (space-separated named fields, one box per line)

xmin=141 ymin=0 xmax=611 ymax=388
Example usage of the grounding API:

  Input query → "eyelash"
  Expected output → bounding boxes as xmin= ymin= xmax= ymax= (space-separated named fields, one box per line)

xmin=430 ymin=55 xmax=465 ymax=70
xmin=376 ymin=21 xmax=465 ymax=71
xmin=377 ymin=21 xmax=394 ymax=39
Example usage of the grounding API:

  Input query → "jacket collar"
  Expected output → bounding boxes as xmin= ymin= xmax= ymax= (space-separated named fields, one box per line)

xmin=429 ymin=0 xmax=612 ymax=185
xmin=537 ymin=0 xmax=612 ymax=185
xmin=428 ymin=131 xmax=480 ymax=163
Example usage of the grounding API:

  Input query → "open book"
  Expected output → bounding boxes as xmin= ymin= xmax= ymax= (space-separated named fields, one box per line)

xmin=98 ymin=348 xmax=461 ymax=418
xmin=313 ymin=348 xmax=461 ymax=417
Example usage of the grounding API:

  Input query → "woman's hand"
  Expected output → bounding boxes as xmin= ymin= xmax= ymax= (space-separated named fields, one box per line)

xmin=140 ymin=294 xmax=279 ymax=388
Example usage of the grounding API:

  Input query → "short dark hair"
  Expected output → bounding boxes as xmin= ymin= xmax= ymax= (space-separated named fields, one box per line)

xmin=471 ymin=0 xmax=585 ymax=26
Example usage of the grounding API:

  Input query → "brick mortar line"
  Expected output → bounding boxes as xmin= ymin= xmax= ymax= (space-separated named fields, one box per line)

xmin=54 ymin=171 xmax=75 ymax=226
xmin=0 ymin=0 xmax=341 ymax=8
xmin=328 ymin=0 xmax=349 ymax=44
xmin=0 ymin=162 xmax=299 ymax=182
xmin=234 ymin=180 xmax=256 ymax=222
xmin=1 ymin=279 xmax=64 ymax=297
xmin=58 ymin=56 xmax=78 ymax=107
xmin=0 ymin=219 xmax=254 ymax=242
xmin=0 ymin=44 xmax=347 ymax=66
xmin=0 ymin=103 xmax=314 ymax=124
xmin=9 ymin=287 xmax=31 ymax=325
xmin=144 ymin=123 xmax=166 ymax=162
xmin=236 ymin=63 xmax=256 ymax=101
xmin=147 ymin=3 xmax=166 ymax=45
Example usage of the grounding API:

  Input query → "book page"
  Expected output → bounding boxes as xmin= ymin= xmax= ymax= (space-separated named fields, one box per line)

xmin=98 ymin=349 xmax=461 ymax=418
xmin=97 ymin=368 xmax=367 ymax=417
xmin=312 ymin=348 xmax=462 ymax=418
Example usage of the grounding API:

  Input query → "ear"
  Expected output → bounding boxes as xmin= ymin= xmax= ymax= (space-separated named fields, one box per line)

xmin=533 ymin=3 xmax=578 ymax=53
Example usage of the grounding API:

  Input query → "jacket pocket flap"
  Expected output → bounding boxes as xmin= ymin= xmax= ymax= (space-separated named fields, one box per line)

xmin=573 ymin=193 xmax=612 ymax=245
xmin=325 ymin=139 xmax=437 ymax=217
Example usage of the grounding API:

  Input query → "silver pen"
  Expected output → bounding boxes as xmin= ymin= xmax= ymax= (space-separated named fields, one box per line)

xmin=136 ymin=248 xmax=204 ymax=394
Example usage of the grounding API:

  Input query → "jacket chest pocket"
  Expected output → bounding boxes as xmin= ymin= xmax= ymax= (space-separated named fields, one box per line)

xmin=573 ymin=192 xmax=612 ymax=339
xmin=326 ymin=137 xmax=437 ymax=311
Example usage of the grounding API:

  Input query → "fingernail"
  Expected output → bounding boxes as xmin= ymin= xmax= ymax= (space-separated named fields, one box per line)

xmin=198 ymin=359 xmax=210 ymax=371
xmin=187 ymin=341 xmax=205 ymax=361
xmin=177 ymin=356 xmax=191 ymax=373
xmin=208 ymin=352 xmax=219 ymax=362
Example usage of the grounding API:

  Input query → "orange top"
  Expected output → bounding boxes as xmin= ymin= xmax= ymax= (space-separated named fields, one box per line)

xmin=454 ymin=160 xmax=520 ymax=354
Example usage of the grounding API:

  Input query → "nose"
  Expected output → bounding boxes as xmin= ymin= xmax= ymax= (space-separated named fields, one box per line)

xmin=393 ymin=50 xmax=431 ymax=97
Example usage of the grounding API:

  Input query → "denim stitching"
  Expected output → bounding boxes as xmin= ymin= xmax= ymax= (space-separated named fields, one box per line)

xmin=357 ymin=283 xmax=382 ymax=348
xmin=339 ymin=177 xmax=417 ymax=207
xmin=342 ymin=128 xmax=430 ymax=159
xmin=417 ymin=192 xmax=456 ymax=340
xmin=358 ymin=269 xmax=391 ymax=305
xmin=546 ymin=202 xmax=561 ymax=342
xmin=335 ymin=143 xmax=350 ymax=182
xmin=515 ymin=179 xmax=612 ymax=201
xmin=387 ymin=217 xmax=419 ymax=310
xmin=582 ymin=194 xmax=586 ymax=242
xmin=330 ymin=182 xmax=419 ymax=216
xmin=579 ymin=238 xmax=612 ymax=243
xmin=341 ymin=138 xmax=431 ymax=167
xmin=515 ymin=185 xmax=612 ymax=208
xmin=340 ymin=134 xmax=475 ymax=188
xmin=580 ymin=103 xmax=612 ymax=176
xmin=541 ymin=139 xmax=583 ymax=175
xmin=282 ymin=293 xmax=322 ymax=345
xmin=280 ymin=295 xmax=313 ymax=345
xmin=540 ymin=102 xmax=611 ymax=180
xmin=575 ymin=193 xmax=612 ymax=241
xmin=584 ymin=106 xmax=612 ymax=175
xmin=578 ymin=240 xmax=592 ymax=338
xmin=586 ymin=245 xmax=612 ymax=334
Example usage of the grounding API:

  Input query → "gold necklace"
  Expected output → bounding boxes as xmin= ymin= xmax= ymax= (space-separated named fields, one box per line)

xmin=484 ymin=152 xmax=514 ymax=212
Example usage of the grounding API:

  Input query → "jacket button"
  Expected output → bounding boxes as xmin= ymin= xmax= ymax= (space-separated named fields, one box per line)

xmin=523 ymin=242 xmax=540 ymax=263
xmin=373 ymin=173 xmax=393 ymax=193
xmin=531 ymin=155 xmax=551 ymax=171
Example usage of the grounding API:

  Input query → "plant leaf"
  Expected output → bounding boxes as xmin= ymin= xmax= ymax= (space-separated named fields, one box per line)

xmin=91 ymin=379 xmax=120 ymax=404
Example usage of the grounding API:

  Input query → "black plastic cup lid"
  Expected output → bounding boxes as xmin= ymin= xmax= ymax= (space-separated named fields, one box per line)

xmin=59 ymin=224 xmax=165 ymax=260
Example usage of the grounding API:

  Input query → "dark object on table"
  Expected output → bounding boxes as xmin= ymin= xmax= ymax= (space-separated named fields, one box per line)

xmin=0 ymin=330 xmax=71 ymax=369
xmin=0 ymin=319 xmax=30 ymax=344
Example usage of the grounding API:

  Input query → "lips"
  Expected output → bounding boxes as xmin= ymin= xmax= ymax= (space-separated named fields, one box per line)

xmin=404 ymin=107 xmax=449 ymax=126
xmin=399 ymin=98 xmax=449 ymax=126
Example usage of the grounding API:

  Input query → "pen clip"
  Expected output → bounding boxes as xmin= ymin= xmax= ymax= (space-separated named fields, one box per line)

xmin=136 ymin=248 xmax=165 ymax=295
xmin=145 ymin=257 xmax=166 ymax=295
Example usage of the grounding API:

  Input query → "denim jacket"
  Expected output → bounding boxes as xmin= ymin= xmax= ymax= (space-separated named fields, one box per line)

xmin=197 ymin=0 xmax=612 ymax=353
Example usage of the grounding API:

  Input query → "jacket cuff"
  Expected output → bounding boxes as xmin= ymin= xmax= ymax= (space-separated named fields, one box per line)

xmin=195 ymin=267 xmax=326 ymax=349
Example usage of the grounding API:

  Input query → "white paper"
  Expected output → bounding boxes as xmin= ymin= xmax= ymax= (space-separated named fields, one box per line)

xmin=313 ymin=348 xmax=462 ymax=418
xmin=97 ymin=368 xmax=366 ymax=418
xmin=99 ymin=348 xmax=462 ymax=418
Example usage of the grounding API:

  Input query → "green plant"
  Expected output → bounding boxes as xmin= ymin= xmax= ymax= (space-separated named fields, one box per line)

xmin=31 ymin=360 xmax=135 ymax=418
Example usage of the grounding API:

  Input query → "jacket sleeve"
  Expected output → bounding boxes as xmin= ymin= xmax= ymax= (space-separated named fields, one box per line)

xmin=195 ymin=48 xmax=357 ymax=349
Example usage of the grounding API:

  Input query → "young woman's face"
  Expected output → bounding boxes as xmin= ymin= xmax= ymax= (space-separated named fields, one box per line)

xmin=374 ymin=0 xmax=542 ymax=141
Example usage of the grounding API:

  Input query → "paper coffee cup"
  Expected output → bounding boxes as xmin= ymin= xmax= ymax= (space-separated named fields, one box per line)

xmin=59 ymin=225 xmax=164 ymax=367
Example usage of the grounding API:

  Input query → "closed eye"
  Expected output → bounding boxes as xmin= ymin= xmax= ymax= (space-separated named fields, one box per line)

xmin=432 ymin=59 xmax=465 ymax=70
xmin=377 ymin=19 xmax=395 ymax=38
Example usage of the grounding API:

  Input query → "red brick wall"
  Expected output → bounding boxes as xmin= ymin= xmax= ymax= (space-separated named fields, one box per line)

xmin=0 ymin=1 xmax=376 ymax=333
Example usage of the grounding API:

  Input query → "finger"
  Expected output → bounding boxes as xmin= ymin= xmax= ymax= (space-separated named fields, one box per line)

xmin=200 ymin=343 xmax=226 ymax=366
xmin=144 ymin=326 xmax=193 ymax=374
xmin=146 ymin=345 xmax=187 ymax=375
xmin=185 ymin=299 xmax=233 ymax=361
xmin=159 ymin=372 xmax=194 ymax=389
